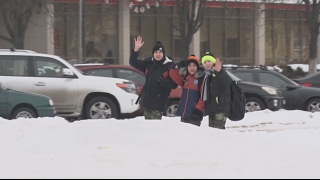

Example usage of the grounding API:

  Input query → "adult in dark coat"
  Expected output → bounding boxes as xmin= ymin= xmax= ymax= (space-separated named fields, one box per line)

xmin=129 ymin=36 xmax=178 ymax=120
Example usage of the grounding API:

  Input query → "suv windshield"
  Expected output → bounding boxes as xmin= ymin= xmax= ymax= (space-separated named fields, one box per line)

xmin=73 ymin=66 xmax=85 ymax=74
xmin=58 ymin=57 xmax=85 ymax=74
xmin=226 ymin=70 xmax=242 ymax=81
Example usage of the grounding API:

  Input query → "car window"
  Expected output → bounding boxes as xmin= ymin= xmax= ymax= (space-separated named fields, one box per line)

xmin=258 ymin=72 xmax=287 ymax=88
xmin=231 ymin=72 xmax=253 ymax=81
xmin=85 ymin=69 xmax=113 ymax=77
xmin=0 ymin=56 xmax=29 ymax=76
xmin=33 ymin=57 xmax=67 ymax=78
xmin=116 ymin=69 xmax=146 ymax=86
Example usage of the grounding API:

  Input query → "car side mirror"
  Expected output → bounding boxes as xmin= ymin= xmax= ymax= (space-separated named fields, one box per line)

xmin=62 ymin=68 xmax=74 ymax=77
xmin=286 ymin=84 xmax=299 ymax=89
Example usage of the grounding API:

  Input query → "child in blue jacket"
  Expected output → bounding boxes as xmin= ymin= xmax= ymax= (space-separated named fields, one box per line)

xmin=169 ymin=55 xmax=205 ymax=126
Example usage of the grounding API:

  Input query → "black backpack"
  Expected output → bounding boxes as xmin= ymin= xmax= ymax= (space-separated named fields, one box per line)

xmin=228 ymin=81 xmax=246 ymax=121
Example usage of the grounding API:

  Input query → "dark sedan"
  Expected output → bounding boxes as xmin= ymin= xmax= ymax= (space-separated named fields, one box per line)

xmin=293 ymin=71 xmax=320 ymax=88
xmin=227 ymin=67 xmax=320 ymax=112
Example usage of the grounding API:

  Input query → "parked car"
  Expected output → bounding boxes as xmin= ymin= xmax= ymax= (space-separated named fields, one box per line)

xmin=0 ymin=84 xmax=56 ymax=119
xmin=74 ymin=63 xmax=182 ymax=117
xmin=0 ymin=48 xmax=140 ymax=120
xmin=75 ymin=63 xmax=284 ymax=114
xmin=293 ymin=71 xmax=320 ymax=88
xmin=227 ymin=66 xmax=320 ymax=112
xmin=226 ymin=70 xmax=284 ymax=112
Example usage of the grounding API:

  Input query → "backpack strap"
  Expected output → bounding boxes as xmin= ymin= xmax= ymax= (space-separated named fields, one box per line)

xmin=135 ymin=68 xmax=149 ymax=105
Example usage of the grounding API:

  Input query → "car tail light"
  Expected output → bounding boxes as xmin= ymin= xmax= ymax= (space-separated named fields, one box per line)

xmin=301 ymin=83 xmax=313 ymax=87
xmin=116 ymin=81 xmax=138 ymax=94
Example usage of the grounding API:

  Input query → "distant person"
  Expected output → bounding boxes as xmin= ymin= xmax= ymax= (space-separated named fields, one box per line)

xmin=201 ymin=52 xmax=233 ymax=129
xmin=129 ymin=36 xmax=178 ymax=120
xmin=169 ymin=55 xmax=206 ymax=126
xmin=104 ymin=50 xmax=114 ymax=64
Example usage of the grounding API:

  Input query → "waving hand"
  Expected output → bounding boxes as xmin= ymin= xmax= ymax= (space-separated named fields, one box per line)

xmin=134 ymin=36 xmax=144 ymax=52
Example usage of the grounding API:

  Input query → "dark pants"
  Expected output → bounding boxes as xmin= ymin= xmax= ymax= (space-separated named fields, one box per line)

xmin=181 ymin=117 xmax=201 ymax=126
xmin=209 ymin=112 xmax=227 ymax=129
xmin=144 ymin=109 xmax=162 ymax=120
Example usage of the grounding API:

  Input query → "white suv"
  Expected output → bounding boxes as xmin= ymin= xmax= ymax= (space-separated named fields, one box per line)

xmin=0 ymin=48 xmax=140 ymax=120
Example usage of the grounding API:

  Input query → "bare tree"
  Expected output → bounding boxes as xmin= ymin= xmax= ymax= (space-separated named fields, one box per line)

xmin=0 ymin=0 xmax=47 ymax=48
xmin=164 ymin=0 xmax=270 ymax=60
xmin=173 ymin=0 xmax=208 ymax=59
xmin=302 ymin=0 xmax=320 ymax=74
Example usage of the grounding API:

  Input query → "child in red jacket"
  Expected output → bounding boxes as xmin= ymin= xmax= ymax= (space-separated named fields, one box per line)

xmin=169 ymin=55 xmax=205 ymax=126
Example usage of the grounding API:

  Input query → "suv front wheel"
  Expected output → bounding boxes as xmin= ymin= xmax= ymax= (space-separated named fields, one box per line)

xmin=245 ymin=97 xmax=265 ymax=112
xmin=84 ymin=97 xmax=118 ymax=119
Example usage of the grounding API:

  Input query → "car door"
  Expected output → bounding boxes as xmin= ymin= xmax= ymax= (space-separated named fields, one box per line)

xmin=257 ymin=72 xmax=301 ymax=110
xmin=0 ymin=56 xmax=34 ymax=93
xmin=115 ymin=68 xmax=146 ymax=93
xmin=31 ymin=56 xmax=79 ymax=113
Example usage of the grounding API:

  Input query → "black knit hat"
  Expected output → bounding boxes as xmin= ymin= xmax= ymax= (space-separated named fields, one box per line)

xmin=152 ymin=41 xmax=165 ymax=56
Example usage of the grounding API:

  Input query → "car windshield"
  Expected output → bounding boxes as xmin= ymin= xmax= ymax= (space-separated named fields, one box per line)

xmin=226 ymin=70 xmax=242 ymax=81
xmin=298 ymin=71 xmax=320 ymax=79
xmin=59 ymin=56 xmax=85 ymax=75
xmin=276 ymin=72 xmax=300 ymax=86
xmin=73 ymin=66 xmax=85 ymax=74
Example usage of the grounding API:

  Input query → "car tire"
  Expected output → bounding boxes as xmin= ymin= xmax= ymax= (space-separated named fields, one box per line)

xmin=245 ymin=97 xmax=265 ymax=112
xmin=84 ymin=96 xmax=118 ymax=119
xmin=306 ymin=98 xmax=320 ymax=112
xmin=12 ymin=107 xmax=37 ymax=119
xmin=165 ymin=101 xmax=179 ymax=117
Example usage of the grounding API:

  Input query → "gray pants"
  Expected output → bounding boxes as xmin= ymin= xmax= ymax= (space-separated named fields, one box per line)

xmin=144 ymin=109 xmax=162 ymax=120
xmin=209 ymin=112 xmax=227 ymax=129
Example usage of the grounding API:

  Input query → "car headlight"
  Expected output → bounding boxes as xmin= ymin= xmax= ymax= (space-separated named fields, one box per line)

xmin=49 ymin=99 xmax=54 ymax=106
xmin=261 ymin=86 xmax=277 ymax=95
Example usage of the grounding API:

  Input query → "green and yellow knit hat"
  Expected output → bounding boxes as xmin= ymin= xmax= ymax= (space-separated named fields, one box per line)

xmin=201 ymin=52 xmax=216 ymax=65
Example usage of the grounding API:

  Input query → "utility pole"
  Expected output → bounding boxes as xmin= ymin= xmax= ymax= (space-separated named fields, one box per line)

xmin=79 ymin=0 xmax=83 ymax=63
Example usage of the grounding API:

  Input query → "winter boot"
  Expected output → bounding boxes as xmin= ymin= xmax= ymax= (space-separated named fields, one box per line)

xmin=209 ymin=113 xmax=227 ymax=129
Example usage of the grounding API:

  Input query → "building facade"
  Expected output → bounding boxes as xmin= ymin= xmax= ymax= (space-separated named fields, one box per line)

xmin=0 ymin=0 xmax=312 ymax=66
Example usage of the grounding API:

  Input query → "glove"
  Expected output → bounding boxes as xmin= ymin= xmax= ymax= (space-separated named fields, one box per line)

xmin=191 ymin=108 xmax=203 ymax=121
xmin=177 ymin=60 xmax=187 ymax=68
xmin=179 ymin=67 xmax=187 ymax=76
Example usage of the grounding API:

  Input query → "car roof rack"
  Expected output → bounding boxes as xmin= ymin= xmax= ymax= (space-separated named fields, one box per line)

xmin=0 ymin=47 xmax=36 ymax=53
xmin=225 ymin=65 xmax=270 ymax=70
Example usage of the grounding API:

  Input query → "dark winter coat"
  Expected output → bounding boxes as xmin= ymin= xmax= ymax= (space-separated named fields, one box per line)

xmin=129 ymin=50 xmax=178 ymax=112
xmin=169 ymin=66 xmax=205 ymax=119
xmin=201 ymin=67 xmax=233 ymax=116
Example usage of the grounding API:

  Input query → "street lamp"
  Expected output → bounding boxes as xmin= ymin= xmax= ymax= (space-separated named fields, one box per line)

xmin=79 ymin=0 xmax=83 ymax=63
